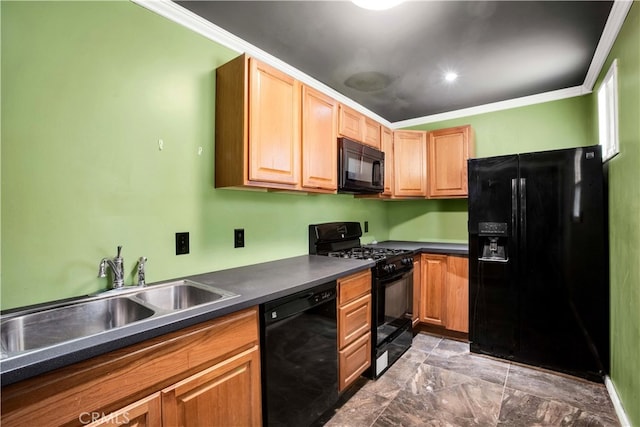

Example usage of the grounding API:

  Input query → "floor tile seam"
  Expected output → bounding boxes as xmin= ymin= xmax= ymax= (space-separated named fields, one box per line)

xmin=417 ymin=363 xmax=509 ymax=394
xmin=499 ymin=383 xmax=618 ymax=421
xmin=496 ymin=363 xmax=511 ymax=423
xmin=365 ymin=393 xmax=396 ymax=427
xmin=421 ymin=341 xmax=441 ymax=364
xmin=420 ymin=358 xmax=511 ymax=389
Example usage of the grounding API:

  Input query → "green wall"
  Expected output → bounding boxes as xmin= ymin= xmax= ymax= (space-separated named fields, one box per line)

xmin=593 ymin=3 xmax=640 ymax=425
xmin=2 ymin=5 xmax=639 ymax=424
xmin=387 ymin=95 xmax=594 ymax=242
xmin=0 ymin=1 xmax=388 ymax=309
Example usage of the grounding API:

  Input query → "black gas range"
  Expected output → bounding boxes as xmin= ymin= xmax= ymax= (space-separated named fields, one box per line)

xmin=309 ymin=222 xmax=414 ymax=378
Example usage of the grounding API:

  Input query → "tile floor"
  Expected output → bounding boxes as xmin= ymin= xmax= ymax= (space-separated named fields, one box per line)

xmin=325 ymin=333 xmax=619 ymax=427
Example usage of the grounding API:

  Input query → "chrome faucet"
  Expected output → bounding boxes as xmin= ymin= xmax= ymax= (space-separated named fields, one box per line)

xmin=98 ymin=245 xmax=125 ymax=289
xmin=137 ymin=256 xmax=147 ymax=286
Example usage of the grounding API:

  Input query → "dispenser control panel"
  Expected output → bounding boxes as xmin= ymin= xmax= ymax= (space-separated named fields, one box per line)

xmin=478 ymin=222 xmax=508 ymax=236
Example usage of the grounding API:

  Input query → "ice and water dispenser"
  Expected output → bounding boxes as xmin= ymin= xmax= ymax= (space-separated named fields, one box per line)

xmin=478 ymin=222 xmax=508 ymax=262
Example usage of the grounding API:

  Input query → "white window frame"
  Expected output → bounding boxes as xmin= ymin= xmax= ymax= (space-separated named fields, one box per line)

xmin=597 ymin=59 xmax=620 ymax=162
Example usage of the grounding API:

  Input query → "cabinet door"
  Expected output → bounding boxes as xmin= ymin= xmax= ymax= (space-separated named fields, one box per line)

xmin=394 ymin=131 xmax=427 ymax=197
xmin=338 ymin=332 xmax=371 ymax=392
xmin=85 ymin=394 xmax=161 ymax=427
xmin=427 ymin=125 xmax=473 ymax=198
xmin=301 ymin=86 xmax=337 ymax=191
xmin=381 ymin=127 xmax=394 ymax=196
xmin=338 ymin=103 xmax=364 ymax=141
xmin=363 ymin=117 xmax=381 ymax=149
xmin=420 ymin=254 xmax=447 ymax=326
xmin=445 ymin=256 xmax=469 ymax=333
xmin=338 ymin=294 xmax=372 ymax=349
xmin=412 ymin=255 xmax=421 ymax=327
xmin=162 ymin=346 xmax=262 ymax=427
xmin=249 ymin=58 xmax=300 ymax=186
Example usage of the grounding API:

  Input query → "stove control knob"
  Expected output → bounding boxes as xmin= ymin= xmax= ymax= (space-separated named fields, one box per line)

xmin=383 ymin=264 xmax=394 ymax=273
xmin=402 ymin=257 xmax=413 ymax=266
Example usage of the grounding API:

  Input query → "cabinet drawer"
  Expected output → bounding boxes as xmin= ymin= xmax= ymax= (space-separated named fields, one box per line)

xmin=338 ymin=332 xmax=371 ymax=392
xmin=338 ymin=294 xmax=371 ymax=349
xmin=338 ymin=269 xmax=371 ymax=305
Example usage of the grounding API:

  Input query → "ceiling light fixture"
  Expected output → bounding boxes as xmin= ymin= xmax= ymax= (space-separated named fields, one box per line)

xmin=444 ymin=72 xmax=459 ymax=83
xmin=352 ymin=0 xmax=404 ymax=11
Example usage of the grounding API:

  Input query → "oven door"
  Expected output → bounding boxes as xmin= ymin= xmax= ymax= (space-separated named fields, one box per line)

xmin=374 ymin=268 xmax=413 ymax=347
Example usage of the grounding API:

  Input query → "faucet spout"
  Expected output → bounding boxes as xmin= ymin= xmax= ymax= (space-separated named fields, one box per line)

xmin=98 ymin=246 xmax=125 ymax=289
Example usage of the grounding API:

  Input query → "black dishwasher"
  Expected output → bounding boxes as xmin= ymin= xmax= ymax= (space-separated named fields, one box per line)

xmin=260 ymin=281 xmax=338 ymax=427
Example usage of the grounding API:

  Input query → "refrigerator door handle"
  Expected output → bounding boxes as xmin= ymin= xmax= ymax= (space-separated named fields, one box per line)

xmin=511 ymin=178 xmax=518 ymax=239
xmin=519 ymin=178 xmax=527 ymax=246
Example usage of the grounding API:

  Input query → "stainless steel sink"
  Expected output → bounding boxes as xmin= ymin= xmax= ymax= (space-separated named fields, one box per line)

xmin=0 ymin=280 xmax=240 ymax=360
xmin=1 ymin=297 xmax=154 ymax=355
xmin=131 ymin=280 xmax=238 ymax=311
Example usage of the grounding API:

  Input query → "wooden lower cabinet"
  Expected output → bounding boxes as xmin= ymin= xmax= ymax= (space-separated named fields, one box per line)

xmin=420 ymin=254 xmax=448 ymax=326
xmin=412 ymin=255 xmax=421 ymax=328
xmin=86 ymin=393 xmax=162 ymax=427
xmin=339 ymin=332 xmax=371 ymax=391
xmin=162 ymin=346 xmax=261 ymax=427
xmin=419 ymin=254 xmax=469 ymax=333
xmin=0 ymin=308 xmax=262 ymax=427
xmin=445 ymin=255 xmax=469 ymax=333
xmin=337 ymin=269 xmax=372 ymax=392
xmin=338 ymin=293 xmax=372 ymax=348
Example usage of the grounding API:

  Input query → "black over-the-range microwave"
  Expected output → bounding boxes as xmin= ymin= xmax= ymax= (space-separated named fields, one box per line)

xmin=338 ymin=137 xmax=384 ymax=194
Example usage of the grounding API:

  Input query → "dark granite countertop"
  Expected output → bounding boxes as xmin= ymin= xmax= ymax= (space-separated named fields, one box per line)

xmin=368 ymin=240 xmax=468 ymax=256
xmin=0 ymin=255 xmax=374 ymax=386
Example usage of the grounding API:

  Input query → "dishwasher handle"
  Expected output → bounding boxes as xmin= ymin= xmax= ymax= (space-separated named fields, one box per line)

xmin=263 ymin=282 xmax=336 ymax=325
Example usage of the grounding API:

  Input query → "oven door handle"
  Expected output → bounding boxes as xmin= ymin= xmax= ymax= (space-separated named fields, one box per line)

xmin=377 ymin=268 xmax=412 ymax=284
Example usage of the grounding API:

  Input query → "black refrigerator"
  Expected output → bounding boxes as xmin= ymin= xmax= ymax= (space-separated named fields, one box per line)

xmin=468 ymin=145 xmax=609 ymax=382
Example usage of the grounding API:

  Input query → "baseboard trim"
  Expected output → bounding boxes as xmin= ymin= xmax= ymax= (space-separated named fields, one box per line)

xmin=605 ymin=375 xmax=632 ymax=427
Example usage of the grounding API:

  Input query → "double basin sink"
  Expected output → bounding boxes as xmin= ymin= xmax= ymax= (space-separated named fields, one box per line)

xmin=0 ymin=280 xmax=239 ymax=359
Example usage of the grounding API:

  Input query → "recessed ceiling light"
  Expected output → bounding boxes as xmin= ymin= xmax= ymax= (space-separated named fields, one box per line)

xmin=444 ymin=72 xmax=459 ymax=82
xmin=352 ymin=0 xmax=404 ymax=11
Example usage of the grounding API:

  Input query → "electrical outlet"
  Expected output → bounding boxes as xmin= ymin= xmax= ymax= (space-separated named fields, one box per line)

xmin=176 ymin=232 xmax=189 ymax=255
xmin=234 ymin=229 xmax=245 ymax=248
xmin=364 ymin=221 xmax=369 ymax=233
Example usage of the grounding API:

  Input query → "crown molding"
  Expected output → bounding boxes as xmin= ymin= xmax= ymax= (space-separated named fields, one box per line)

xmin=583 ymin=0 xmax=633 ymax=91
xmin=132 ymin=0 xmax=630 ymax=130
xmin=390 ymin=86 xmax=590 ymax=128
xmin=130 ymin=0 xmax=392 ymax=127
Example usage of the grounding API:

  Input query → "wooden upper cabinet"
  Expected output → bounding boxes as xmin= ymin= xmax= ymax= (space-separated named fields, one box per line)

xmin=338 ymin=103 xmax=363 ymax=142
xmin=427 ymin=125 xmax=474 ymax=198
xmin=394 ymin=130 xmax=427 ymax=197
xmin=381 ymin=127 xmax=394 ymax=196
xmin=248 ymin=58 xmax=300 ymax=186
xmin=216 ymin=54 xmax=300 ymax=190
xmin=338 ymin=104 xmax=381 ymax=149
xmin=363 ymin=117 xmax=381 ymax=149
xmin=301 ymin=85 xmax=337 ymax=191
